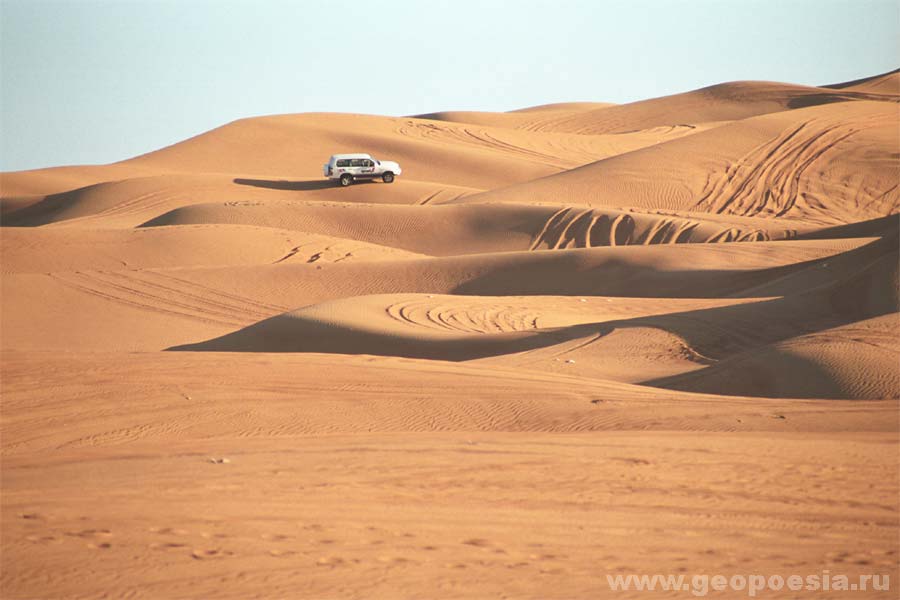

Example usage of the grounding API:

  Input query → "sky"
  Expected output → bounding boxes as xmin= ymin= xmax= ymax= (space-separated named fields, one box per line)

xmin=1 ymin=0 xmax=897 ymax=172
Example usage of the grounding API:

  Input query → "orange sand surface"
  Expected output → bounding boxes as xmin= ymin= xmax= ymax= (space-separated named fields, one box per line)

xmin=2 ymin=70 xmax=898 ymax=598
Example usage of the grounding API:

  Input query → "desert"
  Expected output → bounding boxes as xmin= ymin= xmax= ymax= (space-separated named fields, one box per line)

xmin=2 ymin=60 xmax=899 ymax=599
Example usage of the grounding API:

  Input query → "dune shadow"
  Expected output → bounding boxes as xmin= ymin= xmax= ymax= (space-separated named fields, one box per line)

xmin=794 ymin=214 xmax=899 ymax=241
xmin=786 ymin=93 xmax=857 ymax=110
xmin=642 ymin=341 xmax=868 ymax=400
xmin=786 ymin=90 xmax=898 ymax=109
xmin=233 ymin=178 xmax=338 ymax=191
xmin=168 ymin=229 xmax=898 ymax=399
xmin=452 ymin=256 xmax=807 ymax=299
xmin=2 ymin=182 xmax=104 ymax=227
xmin=169 ymin=316 xmax=603 ymax=362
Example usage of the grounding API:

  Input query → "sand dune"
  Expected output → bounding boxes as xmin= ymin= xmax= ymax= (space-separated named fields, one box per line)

xmin=124 ymin=112 xmax=695 ymax=185
xmin=140 ymin=198 xmax=829 ymax=256
xmin=647 ymin=313 xmax=899 ymax=399
xmin=0 ymin=162 xmax=157 ymax=204
xmin=464 ymin=100 xmax=899 ymax=224
xmin=510 ymin=101 xmax=618 ymax=113
xmin=825 ymin=68 xmax=900 ymax=95
xmin=519 ymin=79 xmax=899 ymax=135
xmin=171 ymin=229 xmax=897 ymax=400
xmin=1 ymin=226 xmax=424 ymax=275
xmin=1 ymin=235 xmax=876 ymax=355
xmin=169 ymin=293 xmax=766 ymax=361
xmin=170 ymin=293 xmax=568 ymax=360
xmin=2 ymin=71 xmax=898 ymax=599
xmin=3 ymin=174 xmax=487 ymax=229
xmin=413 ymin=102 xmax=615 ymax=130
xmin=0 ymin=107 xmax=716 ymax=202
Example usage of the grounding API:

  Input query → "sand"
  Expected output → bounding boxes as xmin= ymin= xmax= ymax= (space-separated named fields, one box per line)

xmin=2 ymin=70 xmax=898 ymax=599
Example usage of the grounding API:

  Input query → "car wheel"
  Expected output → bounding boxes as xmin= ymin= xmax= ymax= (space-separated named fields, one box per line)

xmin=382 ymin=172 xmax=394 ymax=183
xmin=339 ymin=174 xmax=353 ymax=187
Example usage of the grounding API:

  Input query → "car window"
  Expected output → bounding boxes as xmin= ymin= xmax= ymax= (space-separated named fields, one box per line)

xmin=350 ymin=159 xmax=364 ymax=167
xmin=336 ymin=159 xmax=350 ymax=167
xmin=364 ymin=159 xmax=374 ymax=167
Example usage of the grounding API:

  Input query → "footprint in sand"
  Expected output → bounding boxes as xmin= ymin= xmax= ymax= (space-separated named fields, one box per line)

xmin=316 ymin=556 xmax=345 ymax=567
xmin=65 ymin=528 xmax=113 ymax=539
xmin=376 ymin=555 xmax=411 ymax=565
xmin=150 ymin=542 xmax=188 ymax=551
xmin=149 ymin=527 xmax=188 ymax=536
xmin=88 ymin=542 xmax=112 ymax=550
xmin=25 ymin=534 xmax=59 ymax=544
xmin=191 ymin=548 xmax=232 ymax=560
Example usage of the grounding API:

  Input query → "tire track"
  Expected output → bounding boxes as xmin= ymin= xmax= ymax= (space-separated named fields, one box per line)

xmin=694 ymin=118 xmax=876 ymax=219
xmin=386 ymin=298 xmax=545 ymax=335
xmin=529 ymin=207 xmax=777 ymax=250
xmin=49 ymin=270 xmax=273 ymax=327
xmin=98 ymin=271 xmax=273 ymax=321
xmin=143 ymin=271 xmax=290 ymax=314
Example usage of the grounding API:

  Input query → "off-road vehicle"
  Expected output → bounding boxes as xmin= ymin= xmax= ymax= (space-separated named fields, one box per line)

xmin=323 ymin=153 xmax=402 ymax=186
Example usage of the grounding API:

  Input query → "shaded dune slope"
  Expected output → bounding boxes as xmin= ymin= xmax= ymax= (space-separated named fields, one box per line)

xmin=645 ymin=314 xmax=898 ymax=400
xmin=644 ymin=243 xmax=899 ymax=400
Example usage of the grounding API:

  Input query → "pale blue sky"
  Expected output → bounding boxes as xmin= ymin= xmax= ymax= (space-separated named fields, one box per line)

xmin=1 ymin=0 xmax=897 ymax=172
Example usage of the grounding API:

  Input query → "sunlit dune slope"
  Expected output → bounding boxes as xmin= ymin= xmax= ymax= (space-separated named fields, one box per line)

xmin=2 ymin=350 xmax=895 ymax=598
xmin=463 ymin=100 xmax=899 ymax=224
xmin=0 ymin=225 xmax=424 ymax=274
xmin=412 ymin=102 xmax=615 ymax=130
xmin=0 ymin=162 xmax=157 ymax=202
xmin=509 ymin=101 xmax=617 ymax=113
xmin=121 ymin=112 xmax=708 ymax=187
xmin=0 ymin=110 xmax=710 ymax=203
xmin=522 ymin=79 xmax=898 ymax=135
xmin=825 ymin=68 xmax=900 ymax=95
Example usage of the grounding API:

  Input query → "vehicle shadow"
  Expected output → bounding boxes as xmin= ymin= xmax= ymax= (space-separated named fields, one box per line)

xmin=233 ymin=178 xmax=336 ymax=191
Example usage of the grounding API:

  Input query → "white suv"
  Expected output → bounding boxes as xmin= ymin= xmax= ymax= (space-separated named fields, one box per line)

xmin=323 ymin=153 xmax=402 ymax=186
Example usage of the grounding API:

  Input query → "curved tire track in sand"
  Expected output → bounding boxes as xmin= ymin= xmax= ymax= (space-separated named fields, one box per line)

xmin=528 ymin=206 xmax=781 ymax=249
xmin=695 ymin=112 xmax=896 ymax=220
